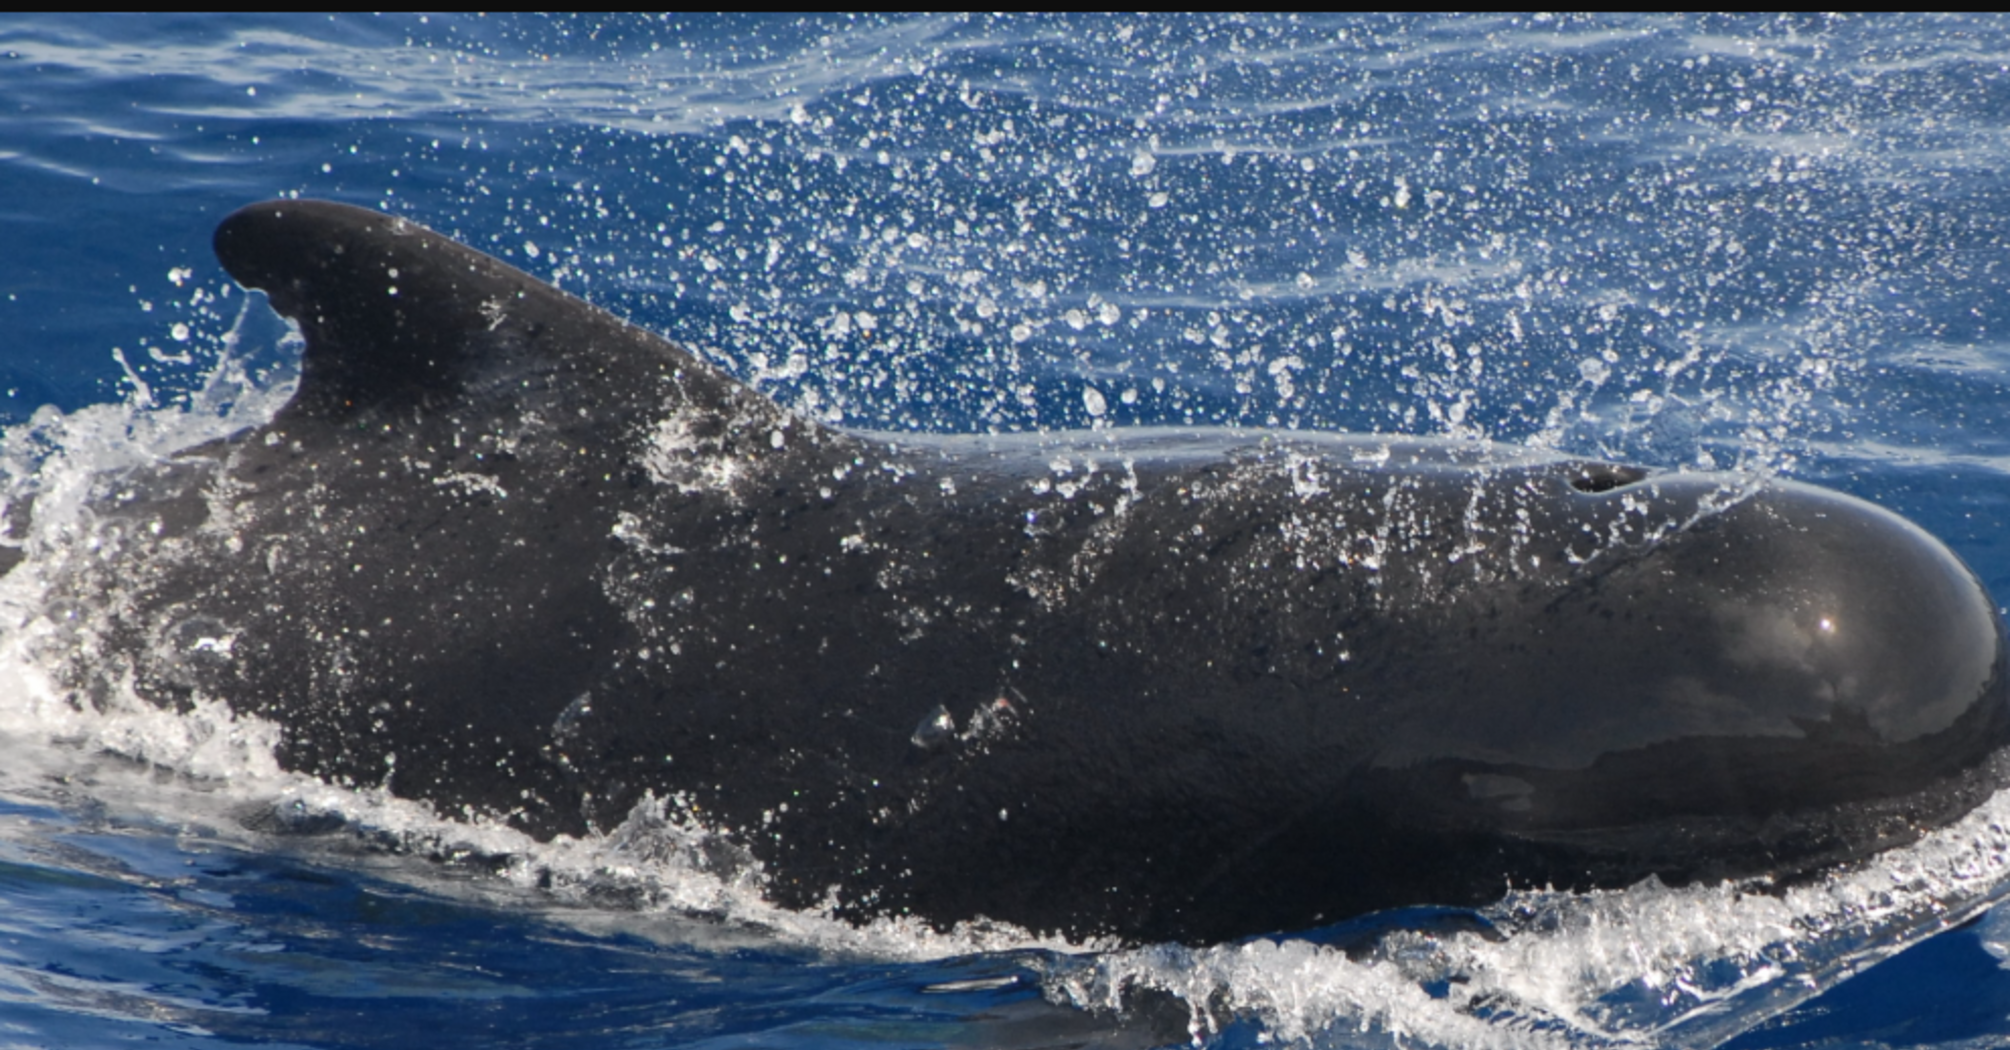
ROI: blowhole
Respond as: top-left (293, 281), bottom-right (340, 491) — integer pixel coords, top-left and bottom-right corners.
top-left (1567, 463), bottom-right (1651, 494)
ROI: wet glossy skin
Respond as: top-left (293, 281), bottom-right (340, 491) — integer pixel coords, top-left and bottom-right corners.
top-left (30, 200), bottom-right (2009, 945)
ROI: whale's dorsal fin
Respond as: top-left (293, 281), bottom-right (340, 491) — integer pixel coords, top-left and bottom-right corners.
top-left (213, 199), bottom-right (781, 428)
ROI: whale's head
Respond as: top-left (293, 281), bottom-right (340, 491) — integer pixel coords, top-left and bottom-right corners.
top-left (1023, 440), bottom-right (2010, 936)
top-left (1364, 467), bottom-right (2010, 896)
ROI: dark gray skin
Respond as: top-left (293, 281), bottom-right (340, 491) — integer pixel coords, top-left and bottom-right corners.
top-left (31, 200), bottom-right (2010, 946)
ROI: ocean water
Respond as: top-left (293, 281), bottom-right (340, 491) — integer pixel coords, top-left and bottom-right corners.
top-left (3, 13), bottom-right (2010, 1048)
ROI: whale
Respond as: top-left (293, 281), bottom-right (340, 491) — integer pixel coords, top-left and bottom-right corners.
top-left (15, 199), bottom-right (2009, 946)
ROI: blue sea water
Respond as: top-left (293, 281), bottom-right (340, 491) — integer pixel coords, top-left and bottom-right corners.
top-left (5, 12), bottom-right (2010, 1048)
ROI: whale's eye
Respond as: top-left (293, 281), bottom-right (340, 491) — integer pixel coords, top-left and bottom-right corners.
top-left (1567, 463), bottom-right (1650, 494)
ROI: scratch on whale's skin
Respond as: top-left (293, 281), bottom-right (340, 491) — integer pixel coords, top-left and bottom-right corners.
top-left (12, 199), bottom-right (2010, 946)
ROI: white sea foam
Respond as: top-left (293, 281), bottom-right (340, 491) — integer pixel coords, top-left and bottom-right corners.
top-left (1050, 789), bottom-right (2010, 1048)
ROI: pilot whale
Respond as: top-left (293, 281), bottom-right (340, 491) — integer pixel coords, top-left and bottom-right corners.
top-left (17, 199), bottom-right (2009, 945)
